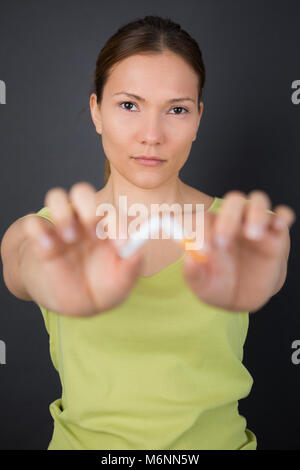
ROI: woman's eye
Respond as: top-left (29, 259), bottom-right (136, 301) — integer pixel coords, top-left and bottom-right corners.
top-left (170, 106), bottom-right (189, 115)
top-left (120, 101), bottom-right (137, 111)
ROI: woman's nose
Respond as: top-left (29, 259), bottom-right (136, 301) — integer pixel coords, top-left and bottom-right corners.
top-left (137, 114), bottom-right (164, 145)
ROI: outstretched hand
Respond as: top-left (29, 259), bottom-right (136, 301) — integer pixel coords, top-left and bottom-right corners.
top-left (182, 190), bottom-right (296, 313)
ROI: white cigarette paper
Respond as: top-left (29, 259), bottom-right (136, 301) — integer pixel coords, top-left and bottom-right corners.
top-left (117, 215), bottom-right (184, 259)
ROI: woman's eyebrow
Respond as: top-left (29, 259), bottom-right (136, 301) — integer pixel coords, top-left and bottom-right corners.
top-left (113, 91), bottom-right (195, 104)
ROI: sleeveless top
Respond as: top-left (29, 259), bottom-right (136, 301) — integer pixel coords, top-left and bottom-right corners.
top-left (19, 196), bottom-right (257, 450)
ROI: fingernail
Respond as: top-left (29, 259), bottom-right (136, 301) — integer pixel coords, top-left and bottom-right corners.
top-left (245, 223), bottom-right (264, 240)
top-left (213, 234), bottom-right (229, 249)
top-left (38, 234), bottom-right (53, 250)
top-left (62, 226), bottom-right (78, 243)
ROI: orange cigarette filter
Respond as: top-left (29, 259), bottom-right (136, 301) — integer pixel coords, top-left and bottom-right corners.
top-left (179, 238), bottom-right (208, 263)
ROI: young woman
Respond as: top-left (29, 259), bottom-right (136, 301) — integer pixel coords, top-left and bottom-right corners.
top-left (1, 15), bottom-right (296, 450)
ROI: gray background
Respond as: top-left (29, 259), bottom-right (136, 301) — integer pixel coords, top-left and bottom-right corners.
top-left (0, 0), bottom-right (299, 450)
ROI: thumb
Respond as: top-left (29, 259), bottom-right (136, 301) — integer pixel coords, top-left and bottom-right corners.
top-left (111, 236), bottom-right (144, 273)
top-left (126, 250), bottom-right (144, 273)
top-left (182, 252), bottom-right (206, 284)
top-left (119, 250), bottom-right (144, 285)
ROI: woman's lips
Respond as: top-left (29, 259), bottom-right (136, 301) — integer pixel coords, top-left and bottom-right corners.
top-left (131, 157), bottom-right (165, 167)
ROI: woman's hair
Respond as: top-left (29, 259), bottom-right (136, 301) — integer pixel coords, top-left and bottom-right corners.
top-left (91, 15), bottom-right (206, 184)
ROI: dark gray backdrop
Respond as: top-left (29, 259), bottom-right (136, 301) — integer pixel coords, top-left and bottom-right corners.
top-left (0, 0), bottom-right (299, 450)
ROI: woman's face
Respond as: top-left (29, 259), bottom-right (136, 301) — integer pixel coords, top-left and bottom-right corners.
top-left (90, 50), bottom-right (203, 189)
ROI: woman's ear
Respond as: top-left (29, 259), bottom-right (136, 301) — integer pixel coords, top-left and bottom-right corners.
top-left (90, 93), bottom-right (102, 135)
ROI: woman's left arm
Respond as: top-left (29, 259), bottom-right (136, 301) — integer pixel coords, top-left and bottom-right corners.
top-left (182, 190), bottom-right (296, 313)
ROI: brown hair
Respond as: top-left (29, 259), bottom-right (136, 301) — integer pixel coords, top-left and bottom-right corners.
top-left (91, 15), bottom-right (206, 184)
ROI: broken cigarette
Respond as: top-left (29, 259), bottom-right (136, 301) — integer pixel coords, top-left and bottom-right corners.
top-left (116, 215), bottom-right (208, 263)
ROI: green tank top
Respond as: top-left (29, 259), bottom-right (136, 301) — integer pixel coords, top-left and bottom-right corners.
top-left (20, 196), bottom-right (257, 450)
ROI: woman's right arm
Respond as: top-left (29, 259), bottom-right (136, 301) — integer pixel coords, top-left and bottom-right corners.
top-left (1, 215), bottom-right (47, 302)
top-left (1, 215), bottom-right (65, 314)
top-left (1, 182), bottom-right (144, 317)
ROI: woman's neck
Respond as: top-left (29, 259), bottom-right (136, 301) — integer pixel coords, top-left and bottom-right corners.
top-left (96, 171), bottom-right (188, 216)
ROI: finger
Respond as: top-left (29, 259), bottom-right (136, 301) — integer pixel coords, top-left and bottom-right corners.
top-left (243, 190), bottom-right (272, 241)
top-left (269, 204), bottom-right (296, 232)
top-left (182, 250), bottom-right (207, 282)
top-left (45, 187), bottom-right (81, 244)
top-left (22, 214), bottom-right (65, 261)
top-left (212, 191), bottom-right (247, 249)
top-left (69, 182), bottom-right (99, 241)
